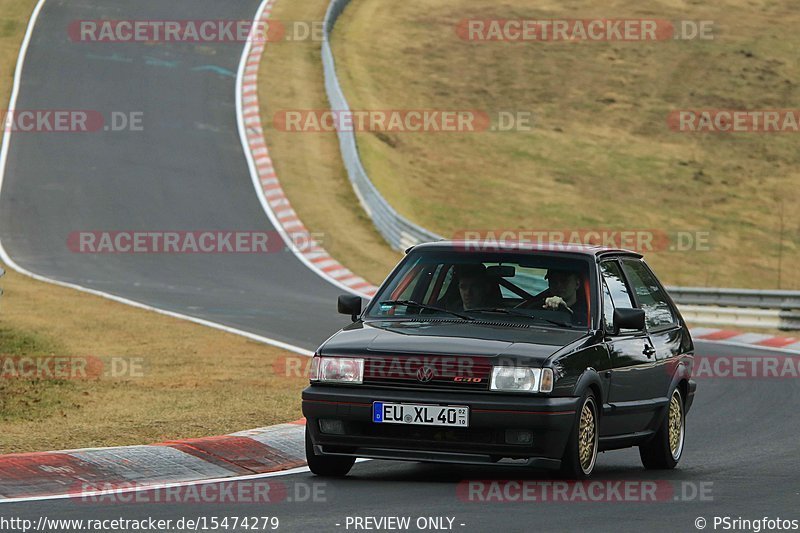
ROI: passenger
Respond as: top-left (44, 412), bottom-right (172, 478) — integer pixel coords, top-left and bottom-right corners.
top-left (453, 264), bottom-right (500, 311)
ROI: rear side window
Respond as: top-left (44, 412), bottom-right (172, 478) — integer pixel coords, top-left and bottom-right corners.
top-left (620, 259), bottom-right (677, 330)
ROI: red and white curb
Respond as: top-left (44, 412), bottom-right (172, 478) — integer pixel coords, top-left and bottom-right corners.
top-left (0, 420), bottom-right (306, 501)
top-left (690, 327), bottom-right (800, 352)
top-left (237, 0), bottom-right (378, 300)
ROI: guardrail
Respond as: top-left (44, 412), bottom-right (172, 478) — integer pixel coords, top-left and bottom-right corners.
top-left (676, 305), bottom-right (800, 331)
top-left (322, 0), bottom-right (439, 251)
top-left (665, 287), bottom-right (800, 310)
top-left (666, 287), bottom-right (800, 331)
top-left (321, 0), bottom-right (800, 330)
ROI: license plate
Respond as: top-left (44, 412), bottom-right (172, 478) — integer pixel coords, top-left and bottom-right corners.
top-left (372, 402), bottom-right (469, 427)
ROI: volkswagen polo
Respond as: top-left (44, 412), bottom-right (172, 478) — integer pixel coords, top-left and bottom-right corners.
top-left (302, 242), bottom-right (696, 478)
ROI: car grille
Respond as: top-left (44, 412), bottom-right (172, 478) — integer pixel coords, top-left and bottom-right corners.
top-left (362, 355), bottom-right (492, 391)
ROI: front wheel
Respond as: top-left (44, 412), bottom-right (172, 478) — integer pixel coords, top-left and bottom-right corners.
top-left (559, 392), bottom-right (599, 479)
top-left (305, 427), bottom-right (355, 477)
top-left (640, 388), bottom-right (685, 469)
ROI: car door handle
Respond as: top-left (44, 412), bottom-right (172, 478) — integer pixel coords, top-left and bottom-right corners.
top-left (643, 345), bottom-right (656, 358)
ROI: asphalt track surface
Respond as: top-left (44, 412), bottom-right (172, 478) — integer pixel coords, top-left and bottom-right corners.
top-left (0, 0), bottom-right (348, 351)
top-left (1, 1), bottom-right (798, 532)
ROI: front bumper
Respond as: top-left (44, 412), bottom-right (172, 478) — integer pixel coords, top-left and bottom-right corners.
top-left (302, 385), bottom-right (581, 469)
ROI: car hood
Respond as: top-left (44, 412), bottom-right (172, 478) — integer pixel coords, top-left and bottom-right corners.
top-left (319, 320), bottom-right (592, 362)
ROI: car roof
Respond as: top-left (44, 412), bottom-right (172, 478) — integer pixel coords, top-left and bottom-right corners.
top-left (408, 240), bottom-right (643, 259)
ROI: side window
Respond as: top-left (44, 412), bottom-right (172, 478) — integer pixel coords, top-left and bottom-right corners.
top-left (621, 259), bottom-right (676, 330)
top-left (600, 261), bottom-right (634, 311)
top-left (601, 279), bottom-right (616, 331)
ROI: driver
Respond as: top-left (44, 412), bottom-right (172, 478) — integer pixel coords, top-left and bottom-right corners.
top-left (530, 269), bottom-right (588, 326)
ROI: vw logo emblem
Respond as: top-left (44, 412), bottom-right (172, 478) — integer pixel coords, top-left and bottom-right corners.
top-left (416, 366), bottom-right (435, 383)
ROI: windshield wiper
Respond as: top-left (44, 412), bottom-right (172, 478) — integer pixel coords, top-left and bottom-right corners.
top-left (379, 300), bottom-right (474, 321)
top-left (467, 307), bottom-right (572, 328)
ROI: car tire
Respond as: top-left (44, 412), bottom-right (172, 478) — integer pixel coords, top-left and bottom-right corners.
top-left (305, 427), bottom-right (356, 477)
top-left (558, 391), bottom-right (599, 479)
top-left (639, 388), bottom-right (685, 470)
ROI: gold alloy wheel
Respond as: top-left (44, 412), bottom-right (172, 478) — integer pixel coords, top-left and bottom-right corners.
top-left (578, 398), bottom-right (597, 474)
top-left (668, 391), bottom-right (684, 460)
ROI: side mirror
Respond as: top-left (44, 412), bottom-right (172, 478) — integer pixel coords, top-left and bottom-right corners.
top-left (338, 294), bottom-right (362, 322)
top-left (612, 308), bottom-right (645, 335)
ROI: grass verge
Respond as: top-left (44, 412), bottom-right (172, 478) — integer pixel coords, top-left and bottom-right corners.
top-left (0, 270), bottom-right (308, 453)
top-left (0, 0), bottom-right (37, 107)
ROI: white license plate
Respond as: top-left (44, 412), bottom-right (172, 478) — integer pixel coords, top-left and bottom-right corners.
top-left (372, 402), bottom-right (469, 427)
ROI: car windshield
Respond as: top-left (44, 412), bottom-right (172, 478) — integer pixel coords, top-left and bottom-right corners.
top-left (366, 250), bottom-right (594, 329)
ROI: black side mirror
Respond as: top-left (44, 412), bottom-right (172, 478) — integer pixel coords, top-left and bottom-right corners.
top-left (612, 308), bottom-right (646, 335)
top-left (338, 294), bottom-right (362, 322)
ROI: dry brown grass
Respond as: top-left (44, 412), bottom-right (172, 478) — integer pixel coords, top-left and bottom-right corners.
top-left (0, 270), bottom-right (308, 453)
top-left (0, 0), bottom-right (37, 107)
top-left (267, 0), bottom-right (800, 290)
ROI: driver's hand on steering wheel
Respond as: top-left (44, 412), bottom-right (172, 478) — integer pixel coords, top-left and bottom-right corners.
top-left (544, 296), bottom-right (573, 314)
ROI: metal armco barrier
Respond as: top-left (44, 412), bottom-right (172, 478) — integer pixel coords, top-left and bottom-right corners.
top-left (667, 288), bottom-right (800, 331)
top-left (321, 0), bottom-right (800, 330)
top-left (666, 287), bottom-right (800, 310)
top-left (678, 305), bottom-right (800, 331)
top-left (322, 0), bottom-right (440, 251)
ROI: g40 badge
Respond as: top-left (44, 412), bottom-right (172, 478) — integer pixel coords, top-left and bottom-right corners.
top-left (454, 376), bottom-right (482, 383)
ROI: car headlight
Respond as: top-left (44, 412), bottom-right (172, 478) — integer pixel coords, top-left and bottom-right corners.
top-left (309, 357), bottom-right (364, 384)
top-left (490, 367), bottom-right (554, 393)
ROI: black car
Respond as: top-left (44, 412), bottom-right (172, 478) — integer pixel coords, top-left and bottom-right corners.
top-left (302, 242), bottom-right (696, 478)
